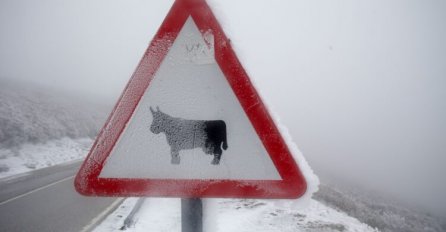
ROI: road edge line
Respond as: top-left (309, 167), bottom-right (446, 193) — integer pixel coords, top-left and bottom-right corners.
top-left (0, 175), bottom-right (75, 206)
top-left (79, 197), bottom-right (125, 232)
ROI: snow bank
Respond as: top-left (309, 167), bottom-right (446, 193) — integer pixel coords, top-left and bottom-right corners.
top-left (0, 79), bottom-right (108, 179)
top-left (0, 137), bottom-right (92, 179)
top-left (92, 198), bottom-right (142, 232)
top-left (93, 198), bottom-right (378, 232)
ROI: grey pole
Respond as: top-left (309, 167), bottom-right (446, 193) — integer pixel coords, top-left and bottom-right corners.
top-left (181, 198), bottom-right (203, 232)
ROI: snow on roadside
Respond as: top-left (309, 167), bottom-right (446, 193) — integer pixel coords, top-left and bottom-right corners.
top-left (93, 198), bottom-right (378, 232)
top-left (0, 137), bottom-right (92, 179)
top-left (92, 198), bottom-right (142, 232)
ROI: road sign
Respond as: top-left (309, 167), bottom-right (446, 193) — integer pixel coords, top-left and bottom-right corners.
top-left (75, 0), bottom-right (307, 198)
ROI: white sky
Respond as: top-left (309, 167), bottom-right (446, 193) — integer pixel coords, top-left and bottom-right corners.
top-left (1, 0), bottom-right (445, 215)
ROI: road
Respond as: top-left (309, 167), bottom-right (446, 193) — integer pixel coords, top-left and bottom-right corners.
top-left (0, 161), bottom-right (121, 232)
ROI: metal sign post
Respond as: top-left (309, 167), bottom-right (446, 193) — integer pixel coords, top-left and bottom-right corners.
top-left (181, 198), bottom-right (203, 232)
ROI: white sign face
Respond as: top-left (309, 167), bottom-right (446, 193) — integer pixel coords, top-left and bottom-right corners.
top-left (99, 17), bottom-right (281, 180)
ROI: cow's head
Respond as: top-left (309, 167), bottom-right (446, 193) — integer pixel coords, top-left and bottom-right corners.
top-left (149, 106), bottom-right (165, 134)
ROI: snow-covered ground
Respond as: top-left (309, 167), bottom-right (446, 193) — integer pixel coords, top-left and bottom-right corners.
top-left (94, 198), bottom-right (378, 232)
top-left (0, 79), bottom-right (108, 149)
top-left (0, 137), bottom-right (92, 179)
top-left (314, 183), bottom-right (446, 232)
top-left (0, 79), bottom-right (107, 179)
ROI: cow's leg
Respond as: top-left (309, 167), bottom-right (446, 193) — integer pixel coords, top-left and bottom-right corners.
top-left (211, 147), bottom-right (222, 165)
top-left (171, 148), bottom-right (180, 165)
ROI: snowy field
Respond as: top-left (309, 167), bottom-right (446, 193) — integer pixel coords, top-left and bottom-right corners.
top-left (93, 198), bottom-right (378, 232)
top-left (0, 137), bottom-right (92, 179)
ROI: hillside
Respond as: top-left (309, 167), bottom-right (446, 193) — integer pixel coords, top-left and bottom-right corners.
top-left (0, 79), bottom-right (111, 177)
top-left (315, 183), bottom-right (446, 232)
top-left (0, 79), bottom-right (109, 149)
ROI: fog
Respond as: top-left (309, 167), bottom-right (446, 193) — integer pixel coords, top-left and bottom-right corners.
top-left (1, 0), bottom-right (445, 216)
top-left (0, 0), bottom-right (172, 101)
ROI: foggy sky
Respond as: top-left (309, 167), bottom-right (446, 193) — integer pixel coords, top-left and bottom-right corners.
top-left (1, 0), bottom-right (445, 215)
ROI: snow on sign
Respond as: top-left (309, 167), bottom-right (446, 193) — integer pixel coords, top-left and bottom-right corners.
top-left (75, 0), bottom-right (307, 198)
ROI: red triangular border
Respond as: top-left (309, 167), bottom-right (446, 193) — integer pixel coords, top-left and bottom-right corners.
top-left (75, 0), bottom-right (307, 198)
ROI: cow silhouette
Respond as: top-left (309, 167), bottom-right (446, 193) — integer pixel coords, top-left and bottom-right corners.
top-left (149, 107), bottom-right (228, 165)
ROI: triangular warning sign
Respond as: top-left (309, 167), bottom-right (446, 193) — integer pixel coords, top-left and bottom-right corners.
top-left (75, 0), bottom-right (307, 198)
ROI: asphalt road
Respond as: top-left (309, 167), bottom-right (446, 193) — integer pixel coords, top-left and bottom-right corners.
top-left (0, 161), bottom-right (121, 232)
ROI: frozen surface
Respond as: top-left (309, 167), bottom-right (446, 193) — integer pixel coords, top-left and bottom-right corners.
top-left (0, 137), bottom-right (92, 179)
top-left (93, 198), bottom-right (378, 232)
top-left (100, 17), bottom-right (280, 180)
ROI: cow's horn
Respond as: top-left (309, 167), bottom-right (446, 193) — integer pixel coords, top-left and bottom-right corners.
top-left (149, 106), bottom-right (154, 113)
top-left (156, 106), bottom-right (160, 112)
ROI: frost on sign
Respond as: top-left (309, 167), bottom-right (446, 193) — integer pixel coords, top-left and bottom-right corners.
top-left (98, 17), bottom-right (281, 180)
top-left (75, 0), bottom-right (309, 198)
top-left (149, 106), bottom-right (228, 165)
top-left (181, 26), bottom-right (214, 65)
top-left (175, 17), bottom-right (215, 64)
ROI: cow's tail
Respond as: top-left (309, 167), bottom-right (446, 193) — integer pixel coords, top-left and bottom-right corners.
top-left (222, 122), bottom-right (228, 150)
